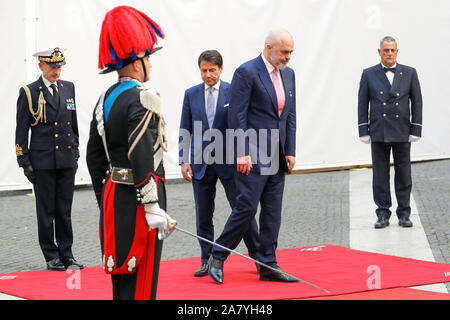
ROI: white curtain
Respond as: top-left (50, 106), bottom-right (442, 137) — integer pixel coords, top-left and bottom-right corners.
top-left (1, 0), bottom-right (449, 190)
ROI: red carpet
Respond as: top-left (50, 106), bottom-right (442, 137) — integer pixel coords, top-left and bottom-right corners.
top-left (306, 287), bottom-right (450, 300)
top-left (0, 245), bottom-right (448, 300)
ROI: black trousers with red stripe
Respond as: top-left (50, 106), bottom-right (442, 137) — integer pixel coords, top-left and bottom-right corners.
top-left (111, 231), bottom-right (163, 300)
top-left (106, 178), bottom-right (167, 300)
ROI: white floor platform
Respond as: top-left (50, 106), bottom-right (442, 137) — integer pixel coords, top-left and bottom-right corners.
top-left (349, 167), bottom-right (448, 294)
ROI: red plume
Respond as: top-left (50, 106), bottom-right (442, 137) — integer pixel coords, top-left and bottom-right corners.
top-left (98, 6), bottom-right (165, 70)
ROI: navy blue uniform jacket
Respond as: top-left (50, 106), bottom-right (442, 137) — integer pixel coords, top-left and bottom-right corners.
top-left (15, 76), bottom-right (79, 170)
top-left (358, 63), bottom-right (423, 143)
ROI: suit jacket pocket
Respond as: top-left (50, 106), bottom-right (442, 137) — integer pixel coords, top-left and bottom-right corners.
top-left (30, 140), bottom-right (52, 151)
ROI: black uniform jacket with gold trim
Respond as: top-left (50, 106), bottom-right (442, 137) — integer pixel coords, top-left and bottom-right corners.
top-left (86, 83), bottom-right (165, 206)
top-left (358, 63), bottom-right (423, 143)
top-left (86, 83), bottom-right (166, 272)
top-left (15, 76), bottom-right (79, 169)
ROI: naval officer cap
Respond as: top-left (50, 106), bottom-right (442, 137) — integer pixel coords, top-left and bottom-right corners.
top-left (32, 47), bottom-right (66, 66)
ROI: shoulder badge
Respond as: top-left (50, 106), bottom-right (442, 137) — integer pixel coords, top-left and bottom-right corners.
top-left (15, 144), bottom-right (23, 156)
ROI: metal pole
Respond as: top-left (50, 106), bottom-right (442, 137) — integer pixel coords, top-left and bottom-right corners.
top-left (175, 226), bottom-right (329, 293)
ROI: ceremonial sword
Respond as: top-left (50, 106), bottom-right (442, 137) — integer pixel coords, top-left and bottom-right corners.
top-left (174, 226), bottom-right (330, 293)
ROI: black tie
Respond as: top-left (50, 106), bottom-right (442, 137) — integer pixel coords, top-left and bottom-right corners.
top-left (383, 67), bottom-right (396, 73)
top-left (50, 83), bottom-right (59, 103)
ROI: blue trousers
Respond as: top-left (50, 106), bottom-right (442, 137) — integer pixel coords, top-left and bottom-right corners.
top-left (212, 169), bottom-right (285, 267)
top-left (192, 165), bottom-right (260, 264)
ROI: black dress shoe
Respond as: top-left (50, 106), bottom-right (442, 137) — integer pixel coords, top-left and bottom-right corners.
top-left (62, 257), bottom-right (84, 270)
top-left (259, 266), bottom-right (299, 283)
top-left (208, 256), bottom-right (224, 284)
top-left (194, 263), bottom-right (209, 277)
top-left (398, 217), bottom-right (413, 228)
top-left (46, 258), bottom-right (66, 271)
top-left (254, 260), bottom-right (261, 273)
top-left (374, 217), bottom-right (390, 229)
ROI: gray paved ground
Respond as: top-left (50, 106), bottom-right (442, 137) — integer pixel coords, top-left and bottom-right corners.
top-left (0, 159), bottom-right (448, 294)
top-left (412, 160), bottom-right (450, 265)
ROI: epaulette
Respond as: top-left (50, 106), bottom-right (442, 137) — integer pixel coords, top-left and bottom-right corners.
top-left (138, 86), bottom-right (162, 116)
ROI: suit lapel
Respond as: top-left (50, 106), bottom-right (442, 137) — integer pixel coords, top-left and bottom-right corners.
top-left (256, 56), bottom-right (279, 115)
top-left (55, 81), bottom-right (64, 118)
top-left (279, 69), bottom-right (290, 117)
top-left (196, 84), bottom-right (209, 127)
top-left (39, 76), bottom-right (59, 110)
top-left (375, 64), bottom-right (392, 90)
top-left (212, 82), bottom-right (226, 128)
top-left (389, 64), bottom-right (403, 97)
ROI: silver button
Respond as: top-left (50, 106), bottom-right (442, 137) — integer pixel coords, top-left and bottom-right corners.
top-left (396, 93), bottom-right (400, 96)
top-left (380, 91), bottom-right (383, 95)
top-left (396, 115), bottom-right (399, 118)
top-left (383, 114), bottom-right (386, 117)
top-left (383, 102), bottom-right (387, 106)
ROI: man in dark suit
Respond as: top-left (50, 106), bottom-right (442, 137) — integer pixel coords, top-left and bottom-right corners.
top-left (358, 36), bottom-right (423, 229)
top-left (208, 29), bottom-right (298, 284)
top-left (179, 50), bottom-right (260, 277)
top-left (15, 48), bottom-right (83, 270)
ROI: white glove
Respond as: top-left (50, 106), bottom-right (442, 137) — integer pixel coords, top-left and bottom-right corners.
top-left (409, 135), bottom-right (421, 143)
top-left (359, 135), bottom-right (371, 144)
top-left (145, 202), bottom-right (177, 240)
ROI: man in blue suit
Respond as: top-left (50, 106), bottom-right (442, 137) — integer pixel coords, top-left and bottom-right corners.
top-left (358, 36), bottom-right (423, 229)
top-left (208, 29), bottom-right (298, 284)
top-left (15, 48), bottom-right (83, 270)
top-left (179, 50), bottom-right (260, 277)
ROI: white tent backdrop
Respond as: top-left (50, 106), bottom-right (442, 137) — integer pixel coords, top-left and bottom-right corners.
top-left (1, 0), bottom-right (449, 190)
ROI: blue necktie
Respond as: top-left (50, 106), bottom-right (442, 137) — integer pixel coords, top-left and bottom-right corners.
top-left (206, 87), bottom-right (215, 128)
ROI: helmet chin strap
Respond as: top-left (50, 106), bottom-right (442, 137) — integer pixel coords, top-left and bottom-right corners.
top-left (139, 58), bottom-right (147, 82)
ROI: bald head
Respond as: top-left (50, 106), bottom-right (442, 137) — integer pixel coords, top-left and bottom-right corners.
top-left (263, 29), bottom-right (294, 70)
top-left (265, 29), bottom-right (293, 46)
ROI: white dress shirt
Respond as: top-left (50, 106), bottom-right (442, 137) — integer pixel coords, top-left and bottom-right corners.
top-left (261, 53), bottom-right (285, 100)
top-left (204, 80), bottom-right (221, 111)
top-left (41, 76), bottom-right (58, 95)
top-left (381, 62), bottom-right (397, 85)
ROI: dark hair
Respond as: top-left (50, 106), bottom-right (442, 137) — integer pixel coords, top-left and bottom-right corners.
top-left (198, 50), bottom-right (223, 68)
